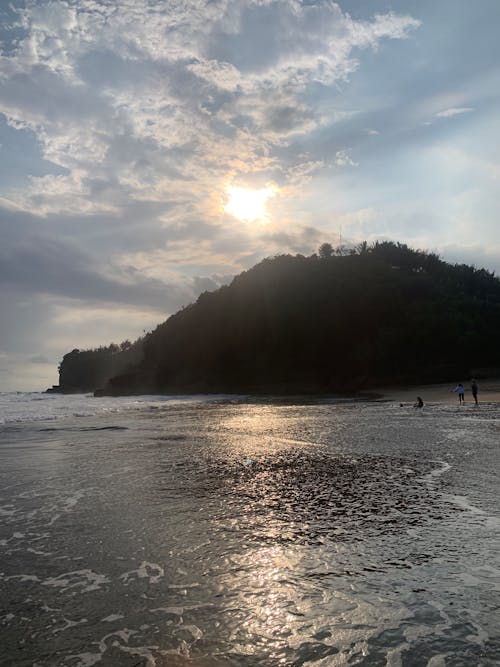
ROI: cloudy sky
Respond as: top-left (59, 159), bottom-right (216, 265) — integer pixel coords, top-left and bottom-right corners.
top-left (1, 0), bottom-right (499, 391)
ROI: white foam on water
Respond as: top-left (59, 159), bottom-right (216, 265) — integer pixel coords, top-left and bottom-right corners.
top-left (52, 616), bottom-right (88, 634)
top-left (150, 606), bottom-right (185, 616)
top-left (428, 460), bottom-right (451, 478)
top-left (62, 490), bottom-right (85, 511)
top-left (31, 532), bottom-right (51, 542)
top-left (427, 656), bottom-right (449, 667)
top-left (464, 620), bottom-right (491, 647)
top-left (0, 505), bottom-right (17, 517)
top-left (457, 571), bottom-right (500, 591)
top-left (421, 460), bottom-right (451, 489)
top-left (443, 494), bottom-right (485, 515)
top-left (0, 391), bottom-right (240, 426)
top-left (384, 645), bottom-right (410, 667)
top-left (104, 628), bottom-right (135, 646)
top-left (47, 513), bottom-right (61, 526)
top-left (425, 460), bottom-right (500, 530)
top-left (443, 493), bottom-right (500, 529)
top-left (160, 640), bottom-right (191, 659)
top-left (118, 644), bottom-right (159, 666)
top-left (179, 624), bottom-right (203, 641)
top-left (120, 561), bottom-right (164, 585)
top-left (71, 627), bottom-right (137, 667)
top-left (42, 569), bottom-right (110, 593)
top-left (5, 574), bottom-right (41, 582)
top-left (66, 652), bottom-right (102, 667)
top-left (101, 613), bottom-right (125, 622)
top-left (27, 547), bottom-right (54, 556)
top-left (486, 516), bottom-right (500, 529)
top-left (150, 602), bottom-right (214, 616)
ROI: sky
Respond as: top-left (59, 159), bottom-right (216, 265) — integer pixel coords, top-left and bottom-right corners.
top-left (1, 0), bottom-right (500, 391)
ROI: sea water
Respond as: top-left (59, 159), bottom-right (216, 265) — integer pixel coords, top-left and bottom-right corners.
top-left (1, 392), bottom-right (499, 666)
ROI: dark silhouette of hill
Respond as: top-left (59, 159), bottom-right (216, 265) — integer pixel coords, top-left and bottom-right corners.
top-left (53, 241), bottom-right (500, 395)
top-left (48, 339), bottom-right (143, 394)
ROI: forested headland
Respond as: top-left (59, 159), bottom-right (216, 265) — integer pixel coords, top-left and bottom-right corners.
top-left (48, 339), bottom-right (144, 394)
top-left (51, 241), bottom-right (500, 396)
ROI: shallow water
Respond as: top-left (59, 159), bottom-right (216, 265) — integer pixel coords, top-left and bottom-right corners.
top-left (1, 396), bottom-right (499, 666)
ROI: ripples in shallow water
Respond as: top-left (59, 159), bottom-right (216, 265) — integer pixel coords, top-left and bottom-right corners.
top-left (1, 400), bottom-right (500, 665)
top-left (157, 449), bottom-right (447, 546)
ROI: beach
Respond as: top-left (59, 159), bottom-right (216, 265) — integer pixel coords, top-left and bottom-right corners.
top-left (1, 392), bottom-right (500, 665)
top-left (375, 378), bottom-right (500, 405)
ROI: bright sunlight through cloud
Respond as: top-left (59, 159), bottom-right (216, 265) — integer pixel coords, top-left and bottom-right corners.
top-left (224, 186), bottom-right (276, 223)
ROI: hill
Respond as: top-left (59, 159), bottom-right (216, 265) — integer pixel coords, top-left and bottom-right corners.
top-left (54, 241), bottom-right (500, 395)
top-left (48, 339), bottom-right (143, 394)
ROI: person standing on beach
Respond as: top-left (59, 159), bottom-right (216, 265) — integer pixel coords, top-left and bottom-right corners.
top-left (471, 379), bottom-right (479, 405)
top-left (453, 383), bottom-right (465, 404)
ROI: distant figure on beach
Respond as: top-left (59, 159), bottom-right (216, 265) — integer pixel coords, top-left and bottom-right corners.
top-left (453, 383), bottom-right (465, 404)
top-left (471, 379), bottom-right (479, 405)
top-left (414, 396), bottom-right (424, 408)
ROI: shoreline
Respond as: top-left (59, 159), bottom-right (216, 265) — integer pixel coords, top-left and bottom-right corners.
top-left (372, 379), bottom-right (500, 405)
top-left (40, 379), bottom-right (500, 405)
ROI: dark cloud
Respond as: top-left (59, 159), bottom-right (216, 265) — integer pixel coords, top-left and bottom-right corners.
top-left (192, 274), bottom-right (232, 294)
top-left (0, 232), bottom-right (192, 312)
top-left (0, 204), bottom-right (195, 312)
top-left (263, 226), bottom-right (325, 255)
top-left (207, 1), bottom-right (344, 74)
top-left (77, 49), bottom-right (155, 88)
top-left (0, 64), bottom-right (109, 127)
top-left (264, 104), bottom-right (314, 134)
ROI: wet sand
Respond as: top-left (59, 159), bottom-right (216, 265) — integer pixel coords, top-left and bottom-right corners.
top-left (2, 396), bottom-right (500, 664)
top-left (375, 378), bottom-right (500, 404)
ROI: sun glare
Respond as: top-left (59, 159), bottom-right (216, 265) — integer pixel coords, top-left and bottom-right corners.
top-left (224, 186), bottom-right (275, 223)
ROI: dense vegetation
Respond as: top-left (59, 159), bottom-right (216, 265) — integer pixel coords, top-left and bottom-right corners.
top-left (53, 339), bottom-right (143, 393)
top-left (54, 241), bottom-right (500, 395)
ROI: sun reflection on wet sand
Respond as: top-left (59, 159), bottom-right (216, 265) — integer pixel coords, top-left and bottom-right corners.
top-left (215, 543), bottom-right (369, 664)
top-left (2, 400), bottom-right (500, 664)
top-left (204, 403), bottom-right (346, 462)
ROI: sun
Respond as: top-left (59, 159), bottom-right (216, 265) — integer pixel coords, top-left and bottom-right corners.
top-left (224, 186), bottom-right (275, 223)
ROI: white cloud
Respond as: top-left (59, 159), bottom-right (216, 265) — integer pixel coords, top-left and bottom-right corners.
top-left (284, 158), bottom-right (326, 185)
top-left (436, 107), bottom-right (474, 118)
top-left (1, 0), bottom-right (420, 215)
top-left (0, 1), bottom-right (427, 389)
top-left (335, 149), bottom-right (358, 167)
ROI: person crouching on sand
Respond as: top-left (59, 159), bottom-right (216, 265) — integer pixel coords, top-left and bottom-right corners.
top-left (414, 396), bottom-right (424, 408)
top-left (453, 383), bottom-right (465, 404)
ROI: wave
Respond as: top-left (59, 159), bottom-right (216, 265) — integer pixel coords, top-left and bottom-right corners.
top-left (0, 392), bottom-right (239, 426)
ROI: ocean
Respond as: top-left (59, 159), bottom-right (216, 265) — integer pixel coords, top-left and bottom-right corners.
top-left (1, 392), bottom-right (499, 666)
